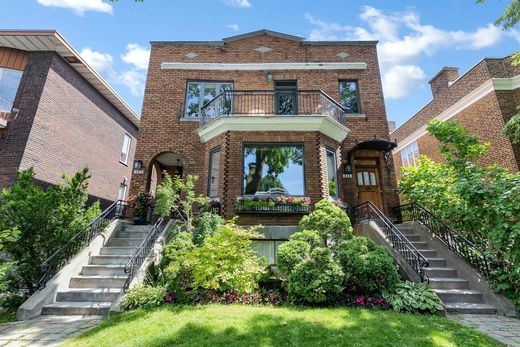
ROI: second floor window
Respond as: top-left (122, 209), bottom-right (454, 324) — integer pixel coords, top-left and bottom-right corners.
top-left (339, 80), bottom-right (360, 114)
top-left (120, 134), bottom-right (131, 164)
top-left (185, 81), bottom-right (233, 118)
top-left (0, 67), bottom-right (23, 113)
top-left (400, 141), bottom-right (420, 167)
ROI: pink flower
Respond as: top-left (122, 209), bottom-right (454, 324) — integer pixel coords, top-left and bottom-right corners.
top-left (355, 296), bottom-right (365, 305)
top-left (374, 298), bottom-right (384, 305)
top-left (165, 292), bottom-right (174, 303)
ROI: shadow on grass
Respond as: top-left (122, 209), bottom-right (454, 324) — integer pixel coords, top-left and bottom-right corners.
top-left (72, 305), bottom-right (502, 347)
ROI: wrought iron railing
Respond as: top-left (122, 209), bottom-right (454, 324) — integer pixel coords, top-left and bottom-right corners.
top-left (199, 89), bottom-right (346, 125)
top-left (394, 202), bottom-right (492, 277)
top-left (352, 201), bottom-right (430, 282)
top-left (235, 202), bottom-right (311, 214)
top-left (123, 217), bottom-right (166, 292)
top-left (38, 200), bottom-right (129, 289)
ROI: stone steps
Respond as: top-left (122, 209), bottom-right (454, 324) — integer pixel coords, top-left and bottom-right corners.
top-left (434, 289), bottom-right (483, 303)
top-left (424, 267), bottom-right (458, 278)
top-left (444, 303), bottom-right (497, 314)
top-left (41, 223), bottom-right (152, 316)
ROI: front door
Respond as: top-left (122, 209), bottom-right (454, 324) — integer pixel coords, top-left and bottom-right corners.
top-left (356, 167), bottom-right (383, 210)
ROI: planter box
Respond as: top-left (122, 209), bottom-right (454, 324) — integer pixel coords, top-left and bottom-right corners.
top-left (235, 202), bottom-right (311, 214)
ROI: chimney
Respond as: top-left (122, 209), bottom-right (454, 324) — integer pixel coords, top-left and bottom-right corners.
top-left (387, 120), bottom-right (397, 134)
top-left (428, 67), bottom-right (459, 99)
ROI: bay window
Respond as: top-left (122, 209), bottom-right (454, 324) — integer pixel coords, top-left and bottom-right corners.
top-left (243, 144), bottom-right (304, 196)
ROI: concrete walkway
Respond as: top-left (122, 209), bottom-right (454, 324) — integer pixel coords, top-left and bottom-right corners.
top-left (450, 314), bottom-right (520, 346)
top-left (0, 315), bottom-right (102, 347)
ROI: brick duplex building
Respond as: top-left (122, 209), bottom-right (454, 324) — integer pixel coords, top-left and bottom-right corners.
top-left (130, 30), bottom-right (399, 260)
top-left (392, 55), bottom-right (520, 180)
top-left (0, 31), bottom-right (139, 205)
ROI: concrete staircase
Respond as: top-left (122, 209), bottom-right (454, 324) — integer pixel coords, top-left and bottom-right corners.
top-left (396, 223), bottom-right (497, 314)
top-left (41, 224), bottom-right (151, 316)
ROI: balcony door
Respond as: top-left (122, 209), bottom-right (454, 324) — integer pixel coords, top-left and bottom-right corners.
top-left (275, 80), bottom-right (297, 115)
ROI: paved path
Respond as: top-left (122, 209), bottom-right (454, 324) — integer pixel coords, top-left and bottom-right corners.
top-left (450, 314), bottom-right (520, 346)
top-left (0, 315), bottom-right (102, 347)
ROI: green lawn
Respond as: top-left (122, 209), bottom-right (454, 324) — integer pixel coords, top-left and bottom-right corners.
top-left (65, 305), bottom-right (501, 347)
top-left (0, 310), bottom-right (16, 324)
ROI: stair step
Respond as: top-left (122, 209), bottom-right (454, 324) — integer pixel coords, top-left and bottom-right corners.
top-left (434, 289), bottom-right (483, 303)
top-left (69, 276), bottom-right (128, 288)
top-left (56, 288), bottom-right (121, 302)
top-left (444, 302), bottom-right (496, 314)
top-left (428, 277), bottom-right (469, 289)
top-left (108, 238), bottom-right (144, 247)
top-left (424, 267), bottom-right (458, 278)
top-left (100, 247), bottom-right (137, 256)
top-left (411, 241), bottom-right (429, 248)
top-left (426, 258), bottom-right (447, 267)
top-left (42, 301), bottom-right (112, 316)
top-left (81, 265), bottom-right (126, 276)
top-left (417, 249), bottom-right (437, 257)
top-left (122, 225), bottom-right (150, 232)
top-left (116, 231), bottom-right (148, 239)
top-left (404, 234), bottom-right (422, 242)
top-left (90, 255), bottom-right (131, 265)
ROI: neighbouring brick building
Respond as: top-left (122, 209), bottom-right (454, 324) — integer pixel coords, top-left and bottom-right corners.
top-left (0, 30), bottom-right (139, 206)
top-left (130, 30), bottom-right (399, 262)
top-left (392, 55), bottom-right (520, 180)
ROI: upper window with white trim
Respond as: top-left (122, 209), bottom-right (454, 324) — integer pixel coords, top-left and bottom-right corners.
top-left (120, 134), bottom-right (132, 164)
top-left (400, 141), bottom-right (420, 167)
top-left (184, 81), bottom-right (233, 118)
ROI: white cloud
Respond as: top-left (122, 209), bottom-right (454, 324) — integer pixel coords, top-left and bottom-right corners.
top-left (306, 7), bottom-right (510, 99)
top-left (80, 46), bottom-right (147, 97)
top-left (37, 0), bottom-right (112, 15)
top-left (383, 65), bottom-right (426, 99)
top-left (227, 24), bottom-right (240, 31)
top-left (121, 44), bottom-right (150, 70)
top-left (223, 0), bottom-right (251, 8)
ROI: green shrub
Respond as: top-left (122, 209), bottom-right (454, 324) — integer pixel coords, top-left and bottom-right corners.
top-left (121, 284), bottom-right (167, 311)
top-left (338, 237), bottom-right (399, 295)
top-left (290, 229), bottom-right (323, 249)
top-left (383, 281), bottom-right (443, 313)
top-left (189, 222), bottom-right (265, 294)
top-left (192, 212), bottom-right (223, 246)
top-left (154, 172), bottom-right (175, 218)
top-left (299, 199), bottom-right (352, 247)
top-left (277, 240), bottom-right (310, 275)
top-left (161, 231), bottom-right (195, 300)
top-left (287, 247), bottom-right (344, 303)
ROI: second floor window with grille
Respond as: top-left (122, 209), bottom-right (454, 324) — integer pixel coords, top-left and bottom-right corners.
top-left (184, 81), bottom-right (233, 118)
top-left (339, 81), bottom-right (360, 114)
top-left (120, 134), bottom-right (131, 164)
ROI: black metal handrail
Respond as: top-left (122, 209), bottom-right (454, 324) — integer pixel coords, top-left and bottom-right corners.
top-left (352, 201), bottom-right (430, 282)
top-left (38, 200), bottom-right (129, 289)
top-left (123, 217), bottom-right (166, 292)
top-left (199, 89), bottom-right (346, 125)
top-left (394, 202), bottom-right (492, 277)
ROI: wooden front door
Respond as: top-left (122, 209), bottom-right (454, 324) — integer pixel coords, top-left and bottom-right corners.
top-left (356, 167), bottom-right (383, 210)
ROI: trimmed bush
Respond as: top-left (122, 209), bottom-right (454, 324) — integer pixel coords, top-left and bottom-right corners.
top-left (299, 199), bottom-right (352, 247)
top-left (338, 237), bottom-right (399, 295)
top-left (277, 240), bottom-right (310, 275)
top-left (121, 284), bottom-right (167, 311)
top-left (290, 229), bottom-right (323, 249)
top-left (287, 247), bottom-right (344, 303)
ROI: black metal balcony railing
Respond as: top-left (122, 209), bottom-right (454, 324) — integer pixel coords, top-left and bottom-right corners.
top-left (394, 202), bottom-right (493, 277)
top-left (200, 90), bottom-right (346, 125)
top-left (351, 201), bottom-right (430, 282)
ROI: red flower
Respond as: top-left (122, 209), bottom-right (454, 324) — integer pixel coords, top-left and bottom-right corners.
top-left (164, 292), bottom-right (174, 303)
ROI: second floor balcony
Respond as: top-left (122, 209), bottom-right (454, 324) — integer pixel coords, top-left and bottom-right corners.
top-left (196, 89), bottom-right (350, 143)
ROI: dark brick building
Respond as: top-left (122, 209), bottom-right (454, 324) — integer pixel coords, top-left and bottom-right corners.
top-left (0, 31), bottom-right (139, 205)
top-left (392, 55), bottom-right (520, 180)
top-left (130, 30), bottom-right (399, 261)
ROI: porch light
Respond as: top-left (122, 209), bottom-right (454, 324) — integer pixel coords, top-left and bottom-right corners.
top-left (266, 72), bottom-right (273, 82)
top-left (343, 163), bottom-right (353, 179)
top-left (133, 160), bottom-right (143, 170)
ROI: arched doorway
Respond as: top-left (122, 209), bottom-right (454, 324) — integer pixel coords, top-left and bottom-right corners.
top-left (147, 152), bottom-right (184, 197)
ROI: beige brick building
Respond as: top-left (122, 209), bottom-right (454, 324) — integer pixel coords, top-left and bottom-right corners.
top-left (392, 55), bottom-right (520, 181)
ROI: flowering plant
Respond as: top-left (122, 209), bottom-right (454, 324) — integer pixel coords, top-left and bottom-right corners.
top-left (235, 195), bottom-right (311, 209)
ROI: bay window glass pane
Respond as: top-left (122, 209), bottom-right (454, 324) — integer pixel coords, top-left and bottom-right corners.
top-left (185, 82), bottom-right (201, 118)
top-left (243, 144), bottom-right (304, 195)
top-left (326, 149), bottom-right (338, 197)
top-left (339, 81), bottom-right (359, 113)
top-left (208, 149), bottom-right (221, 197)
top-left (0, 68), bottom-right (23, 112)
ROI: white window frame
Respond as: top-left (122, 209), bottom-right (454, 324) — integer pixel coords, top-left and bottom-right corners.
top-left (184, 81), bottom-right (233, 118)
top-left (120, 134), bottom-right (132, 164)
top-left (400, 141), bottom-right (420, 167)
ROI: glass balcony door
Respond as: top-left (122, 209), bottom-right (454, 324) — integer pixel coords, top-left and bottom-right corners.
top-left (275, 80), bottom-right (297, 115)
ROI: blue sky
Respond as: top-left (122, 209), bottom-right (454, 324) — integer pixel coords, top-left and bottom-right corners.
top-left (1, 0), bottom-right (519, 126)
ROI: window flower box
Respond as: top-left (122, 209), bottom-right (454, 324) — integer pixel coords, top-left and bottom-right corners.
top-left (234, 196), bottom-right (311, 214)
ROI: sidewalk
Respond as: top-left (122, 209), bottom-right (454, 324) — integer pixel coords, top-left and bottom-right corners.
top-left (0, 315), bottom-right (102, 347)
top-left (450, 314), bottom-right (520, 347)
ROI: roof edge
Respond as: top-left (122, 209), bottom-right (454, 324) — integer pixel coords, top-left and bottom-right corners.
top-left (302, 40), bottom-right (378, 46)
top-left (223, 29), bottom-right (304, 42)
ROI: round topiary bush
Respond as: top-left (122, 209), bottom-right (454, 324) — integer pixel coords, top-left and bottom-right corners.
top-left (299, 200), bottom-right (353, 247)
top-left (286, 247), bottom-right (344, 303)
top-left (276, 240), bottom-right (311, 274)
top-left (338, 237), bottom-right (400, 295)
top-left (289, 229), bottom-right (323, 249)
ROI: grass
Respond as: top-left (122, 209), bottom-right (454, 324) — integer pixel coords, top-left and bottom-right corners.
top-left (0, 309), bottom-right (16, 324)
top-left (65, 304), bottom-right (501, 347)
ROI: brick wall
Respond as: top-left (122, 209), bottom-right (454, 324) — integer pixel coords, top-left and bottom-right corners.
top-left (131, 33), bottom-right (398, 222)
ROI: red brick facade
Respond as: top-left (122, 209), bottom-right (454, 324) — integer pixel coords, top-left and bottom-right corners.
top-left (0, 49), bottom-right (138, 206)
top-left (392, 56), bottom-right (520, 181)
top-left (131, 31), bottom-right (399, 224)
